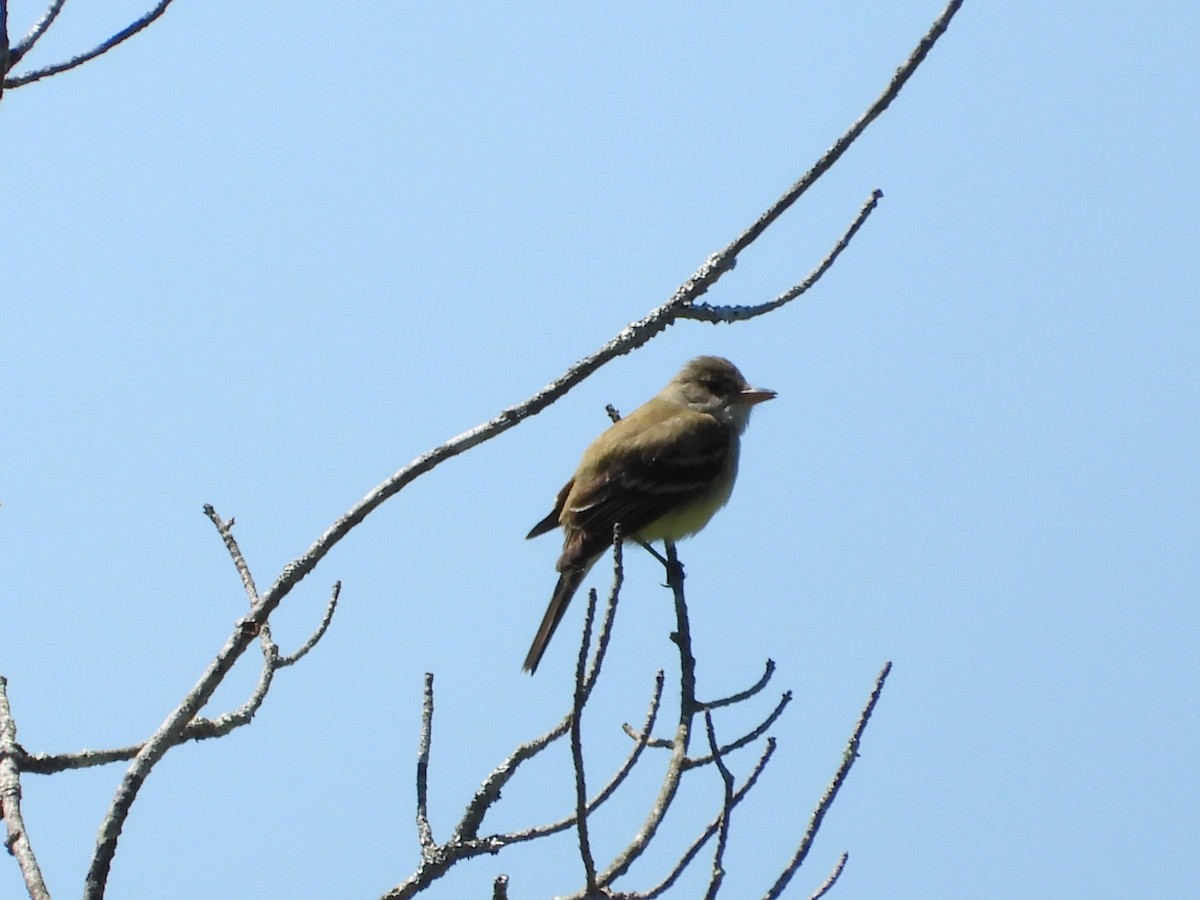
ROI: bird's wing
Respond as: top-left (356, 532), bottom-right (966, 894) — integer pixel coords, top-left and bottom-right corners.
top-left (526, 478), bottom-right (573, 539)
top-left (565, 408), bottom-right (731, 540)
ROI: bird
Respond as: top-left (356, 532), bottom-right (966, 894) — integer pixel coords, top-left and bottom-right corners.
top-left (522, 355), bottom-right (775, 673)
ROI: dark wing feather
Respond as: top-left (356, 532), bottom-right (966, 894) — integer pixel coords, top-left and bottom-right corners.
top-left (526, 478), bottom-right (574, 539)
top-left (564, 409), bottom-right (731, 541)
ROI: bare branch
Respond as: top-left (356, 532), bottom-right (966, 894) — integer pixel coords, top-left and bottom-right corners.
top-left (808, 852), bottom-right (848, 900)
top-left (696, 0), bottom-right (965, 268)
top-left (571, 590), bottom-right (601, 893)
top-left (454, 712), bottom-right (573, 844)
top-left (8, 0), bottom-right (65, 66)
top-left (765, 662), bottom-right (893, 899)
top-left (197, 644), bottom-right (279, 734)
top-left (5, 0), bottom-right (178, 87)
top-left (635, 739), bottom-right (778, 900)
top-left (582, 531), bottom-right (624, 700)
top-left (595, 543), bottom-right (693, 889)
top-left (703, 660), bottom-right (776, 710)
top-left (416, 674), bottom-right (435, 853)
top-left (683, 691), bottom-right (793, 770)
top-left (384, 673), bottom-right (665, 899)
top-left (682, 189), bottom-right (883, 325)
top-left (701, 711), bottom-right (735, 900)
top-left (1, 1), bottom-right (10, 102)
top-left (503, 671), bottom-right (664, 846)
top-left (19, 613), bottom-right (326, 777)
top-left (0, 677), bottom-right (51, 900)
top-left (278, 582), bottom-right (340, 667)
top-left (204, 504), bottom-right (258, 605)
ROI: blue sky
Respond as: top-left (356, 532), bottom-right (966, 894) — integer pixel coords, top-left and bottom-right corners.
top-left (3, 1), bottom-right (1197, 898)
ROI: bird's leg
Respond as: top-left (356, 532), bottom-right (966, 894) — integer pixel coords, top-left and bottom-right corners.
top-left (634, 537), bottom-right (670, 568)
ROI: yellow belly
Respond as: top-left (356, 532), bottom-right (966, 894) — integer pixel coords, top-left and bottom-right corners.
top-left (635, 460), bottom-right (738, 543)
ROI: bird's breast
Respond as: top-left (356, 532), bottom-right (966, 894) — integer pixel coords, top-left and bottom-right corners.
top-left (635, 441), bottom-right (740, 542)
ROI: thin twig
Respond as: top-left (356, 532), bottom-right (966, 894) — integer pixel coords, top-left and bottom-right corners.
top-left (502, 671), bottom-right (664, 845)
top-left (637, 739), bottom-right (778, 900)
top-left (683, 189), bottom-right (883, 324)
top-left (416, 674), bottom-right (435, 853)
top-left (703, 660), bottom-right (776, 709)
top-left (203, 505), bottom-right (258, 604)
top-left (0, 677), bottom-right (51, 900)
top-left (278, 582), bottom-right (340, 667)
top-left (596, 543), bottom-right (694, 887)
top-left (701, 711), bottom-right (735, 900)
top-left (582, 531), bottom-right (624, 700)
top-left (683, 691), bottom-right (792, 770)
top-left (20, 577), bottom-right (335, 775)
top-left (808, 852), bottom-right (848, 900)
top-left (765, 662), bottom-right (892, 899)
top-left (571, 590), bottom-right (600, 893)
top-left (9, 0), bottom-right (66, 66)
top-left (205, 503), bottom-right (283, 669)
top-left (689, 0), bottom-right (965, 270)
top-left (385, 674), bottom-right (666, 899)
top-left (6, 0), bottom-right (178, 87)
top-left (454, 712), bottom-right (574, 844)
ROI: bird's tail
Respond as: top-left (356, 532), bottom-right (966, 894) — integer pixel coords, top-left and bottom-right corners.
top-left (522, 566), bottom-right (587, 674)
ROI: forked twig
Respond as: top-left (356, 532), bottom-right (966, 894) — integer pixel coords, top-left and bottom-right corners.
top-left (5, 1), bottom-right (178, 86)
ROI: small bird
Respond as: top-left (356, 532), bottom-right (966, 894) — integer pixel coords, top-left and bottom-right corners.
top-left (523, 356), bottom-right (775, 673)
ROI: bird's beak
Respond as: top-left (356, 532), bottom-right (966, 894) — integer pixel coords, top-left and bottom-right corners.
top-left (739, 387), bottom-right (777, 406)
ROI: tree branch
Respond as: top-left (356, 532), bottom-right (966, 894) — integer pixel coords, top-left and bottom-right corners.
top-left (415, 673), bottom-right (435, 854)
top-left (765, 662), bottom-right (893, 899)
top-left (54, 0), bottom-right (962, 891)
top-left (8, 0), bottom-right (66, 67)
top-left (702, 0), bottom-right (964, 267)
top-left (682, 189), bottom-right (883, 325)
top-left (808, 852), bottom-right (848, 900)
top-left (700, 710), bottom-right (735, 900)
top-left (632, 738), bottom-right (778, 900)
top-left (0, 0), bottom-right (10, 102)
top-left (571, 589), bottom-right (601, 893)
top-left (0, 677), bottom-right (51, 900)
top-left (5, 0), bottom-right (178, 87)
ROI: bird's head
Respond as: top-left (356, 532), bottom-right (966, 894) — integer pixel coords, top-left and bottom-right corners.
top-left (664, 356), bottom-right (776, 430)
